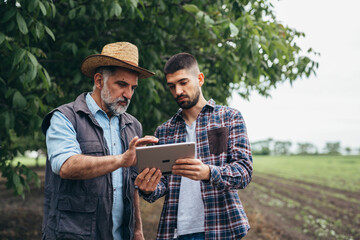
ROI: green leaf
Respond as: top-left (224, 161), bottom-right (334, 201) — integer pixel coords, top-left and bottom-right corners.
top-left (43, 68), bottom-right (51, 86)
top-left (73, 72), bottom-right (81, 84)
top-left (0, 32), bottom-right (5, 45)
top-left (0, 77), bottom-right (5, 86)
top-left (69, 0), bottom-right (75, 8)
top-left (13, 173), bottom-right (24, 196)
top-left (158, 0), bottom-right (165, 11)
top-left (28, 64), bottom-right (38, 81)
top-left (32, 97), bottom-right (40, 112)
top-left (153, 108), bottom-right (161, 121)
top-left (13, 91), bottom-right (27, 109)
top-left (229, 22), bottom-right (239, 37)
top-left (13, 48), bottom-right (27, 66)
top-left (130, 0), bottom-right (139, 7)
top-left (27, 51), bottom-right (39, 66)
top-left (79, 5), bottom-right (86, 16)
top-left (135, 8), bottom-right (144, 21)
top-left (183, 4), bottom-right (200, 13)
top-left (50, 3), bottom-right (57, 18)
top-left (39, 1), bottom-right (47, 16)
top-left (196, 11), bottom-right (204, 21)
top-left (35, 22), bottom-right (44, 39)
top-left (27, 0), bottom-right (39, 12)
top-left (16, 12), bottom-right (28, 34)
top-left (1, 111), bottom-right (12, 130)
top-left (114, 3), bottom-right (122, 17)
top-left (69, 9), bottom-right (76, 19)
top-left (109, 6), bottom-right (116, 17)
top-left (71, 43), bottom-right (78, 55)
top-left (204, 15), bottom-right (214, 25)
top-left (44, 26), bottom-right (55, 41)
top-left (38, 68), bottom-right (51, 89)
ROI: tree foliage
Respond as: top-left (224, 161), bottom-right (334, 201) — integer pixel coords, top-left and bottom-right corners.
top-left (273, 140), bottom-right (292, 155)
top-left (0, 0), bottom-right (318, 196)
top-left (251, 138), bottom-right (273, 155)
top-left (324, 142), bottom-right (341, 155)
top-left (297, 142), bottom-right (318, 155)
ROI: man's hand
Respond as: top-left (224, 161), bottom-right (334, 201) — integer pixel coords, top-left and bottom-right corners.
top-left (135, 168), bottom-right (162, 194)
top-left (172, 158), bottom-right (210, 180)
top-left (120, 136), bottom-right (158, 167)
top-left (135, 135), bottom-right (159, 147)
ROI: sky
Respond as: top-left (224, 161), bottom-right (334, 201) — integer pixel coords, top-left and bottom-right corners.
top-left (229, 0), bottom-right (360, 153)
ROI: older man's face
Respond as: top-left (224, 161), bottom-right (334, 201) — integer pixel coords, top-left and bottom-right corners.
top-left (101, 68), bottom-right (138, 116)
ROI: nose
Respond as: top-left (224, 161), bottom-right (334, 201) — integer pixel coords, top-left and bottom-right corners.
top-left (123, 85), bottom-right (133, 100)
top-left (175, 85), bottom-right (183, 96)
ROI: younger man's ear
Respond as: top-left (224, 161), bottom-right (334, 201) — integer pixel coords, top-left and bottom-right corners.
top-left (198, 72), bottom-right (205, 87)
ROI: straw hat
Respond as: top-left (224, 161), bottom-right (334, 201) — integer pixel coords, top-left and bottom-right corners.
top-left (81, 42), bottom-right (154, 79)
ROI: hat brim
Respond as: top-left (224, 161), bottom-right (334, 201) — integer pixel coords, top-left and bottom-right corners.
top-left (81, 54), bottom-right (155, 79)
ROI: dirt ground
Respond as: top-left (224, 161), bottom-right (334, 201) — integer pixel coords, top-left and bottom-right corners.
top-left (0, 167), bottom-right (45, 240)
top-left (1, 167), bottom-right (358, 239)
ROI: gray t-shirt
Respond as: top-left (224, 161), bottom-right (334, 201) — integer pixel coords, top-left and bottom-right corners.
top-left (177, 120), bottom-right (205, 236)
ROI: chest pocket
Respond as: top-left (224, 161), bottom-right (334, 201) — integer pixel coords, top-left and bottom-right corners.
top-left (79, 141), bottom-right (104, 156)
top-left (207, 127), bottom-right (229, 155)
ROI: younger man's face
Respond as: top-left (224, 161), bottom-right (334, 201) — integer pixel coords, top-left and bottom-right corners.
top-left (166, 68), bottom-right (201, 109)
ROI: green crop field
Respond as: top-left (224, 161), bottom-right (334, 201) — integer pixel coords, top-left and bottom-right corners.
top-left (240, 155), bottom-right (360, 240)
top-left (253, 155), bottom-right (360, 192)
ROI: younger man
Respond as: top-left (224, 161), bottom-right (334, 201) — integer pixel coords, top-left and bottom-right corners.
top-left (135, 53), bottom-right (253, 239)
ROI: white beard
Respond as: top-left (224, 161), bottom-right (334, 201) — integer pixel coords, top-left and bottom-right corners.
top-left (101, 84), bottom-right (130, 116)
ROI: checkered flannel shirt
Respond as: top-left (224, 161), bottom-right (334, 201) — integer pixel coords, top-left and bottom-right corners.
top-left (142, 99), bottom-right (253, 239)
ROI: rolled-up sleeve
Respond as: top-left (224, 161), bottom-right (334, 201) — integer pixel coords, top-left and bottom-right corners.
top-left (46, 111), bottom-right (81, 175)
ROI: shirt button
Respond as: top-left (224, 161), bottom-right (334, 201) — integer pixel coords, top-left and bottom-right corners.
top-left (113, 188), bottom-right (116, 191)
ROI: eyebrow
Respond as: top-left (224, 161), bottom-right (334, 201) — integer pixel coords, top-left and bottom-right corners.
top-left (116, 80), bottom-right (138, 88)
top-left (167, 78), bottom-right (188, 85)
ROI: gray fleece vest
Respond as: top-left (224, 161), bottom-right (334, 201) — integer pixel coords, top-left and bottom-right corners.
top-left (41, 93), bottom-right (142, 240)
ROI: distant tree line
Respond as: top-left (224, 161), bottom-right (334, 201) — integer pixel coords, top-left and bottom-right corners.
top-left (251, 139), bottom-right (357, 156)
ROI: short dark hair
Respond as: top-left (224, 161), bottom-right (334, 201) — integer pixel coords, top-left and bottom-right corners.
top-left (164, 53), bottom-right (199, 75)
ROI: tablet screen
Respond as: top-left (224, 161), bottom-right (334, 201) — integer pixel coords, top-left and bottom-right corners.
top-left (136, 142), bottom-right (195, 175)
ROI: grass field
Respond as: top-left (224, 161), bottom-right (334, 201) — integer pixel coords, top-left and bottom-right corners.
top-left (254, 155), bottom-right (360, 192)
top-left (12, 156), bottom-right (46, 167)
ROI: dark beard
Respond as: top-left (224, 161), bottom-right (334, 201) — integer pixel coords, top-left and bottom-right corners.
top-left (176, 88), bottom-right (200, 109)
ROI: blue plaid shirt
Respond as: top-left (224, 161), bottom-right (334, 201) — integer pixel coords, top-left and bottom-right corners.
top-left (142, 99), bottom-right (253, 239)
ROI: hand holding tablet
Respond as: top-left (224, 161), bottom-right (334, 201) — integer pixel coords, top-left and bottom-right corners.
top-left (136, 142), bottom-right (196, 176)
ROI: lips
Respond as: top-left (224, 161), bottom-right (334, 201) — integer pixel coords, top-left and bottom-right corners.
top-left (115, 99), bottom-right (128, 106)
top-left (176, 95), bottom-right (187, 102)
top-left (119, 101), bottom-right (128, 106)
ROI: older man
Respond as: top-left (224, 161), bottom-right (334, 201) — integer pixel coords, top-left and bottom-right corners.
top-left (41, 42), bottom-right (158, 239)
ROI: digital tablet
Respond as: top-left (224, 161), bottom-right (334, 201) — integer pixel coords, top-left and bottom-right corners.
top-left (136, 142), bottom-right (195, 176)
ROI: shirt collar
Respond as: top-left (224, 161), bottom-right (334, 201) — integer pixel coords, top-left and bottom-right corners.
top-left (85, 92), bottom-right (107, 117)
top-left (172, 99), bottom-right (216, 123)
